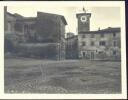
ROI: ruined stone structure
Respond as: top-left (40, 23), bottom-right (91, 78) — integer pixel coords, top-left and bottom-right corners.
top-left (4, 7), bottom-right (25, 45)
top-left (4, 7), bottom-right (67, 60)
top-left (76, 10), bottom-right (121, 60)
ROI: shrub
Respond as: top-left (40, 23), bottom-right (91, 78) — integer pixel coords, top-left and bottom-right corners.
top-left (15, 43), bottom-right (58, 59)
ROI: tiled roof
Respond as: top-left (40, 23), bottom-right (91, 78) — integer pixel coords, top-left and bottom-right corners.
top-left (76, 13), bottom-right (91, 18)
top-left (79, 27), bottom-right (121, 34)
top-left (66, 35), bottom-right (78, 40)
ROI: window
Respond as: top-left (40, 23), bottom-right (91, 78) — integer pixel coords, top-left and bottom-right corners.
top-left (83, 52), bottom-right (86, 57)
top-left (91, 34), bottom-right (95, 38)
top-left (5, 22), bottom-right (8, 31)
top-left (113, 41), bottom-right (117, 47)
top-left (113, 50), bottom-right (116, 55)
top-left (98, 51), bottom-right (102, 54)
top-left (82, 42), bottom-right (86, 46)
top-left (7, 22), bottom-right (12, 31)
top-left (15, 22), bottom-right (23, 32)
top-left (99, 41), bottom-right (106, 46)
top-left (91, 41), bottom-right (94, 46)
top-left (113, 33), bottom-right (116, 37)
top-left (82, 34), bottom-right (86, 38)
top-left (101, 34), bottom-right (104, 38)
top-left (30, 24), bottom-right (35, 30)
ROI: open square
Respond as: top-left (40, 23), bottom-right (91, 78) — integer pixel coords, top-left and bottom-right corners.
top-left (5, 58), bottom-right (121, 93)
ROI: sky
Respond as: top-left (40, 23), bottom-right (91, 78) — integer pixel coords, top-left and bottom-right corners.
top-left (7, 6), bottom-right (121, 35)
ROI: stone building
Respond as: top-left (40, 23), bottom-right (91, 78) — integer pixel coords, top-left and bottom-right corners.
top-left (66, 32), bottom-right (75, 38)
top-left (66, 32), bottom-right (78, 59)
top-left (76, 10), bottom-right (121, 60)
top-left (35, 12), bottom-right (67, 60)
top-left (4, 7), bottom-right (27, 53)
top-left (4, 7), bottom-right (25, 44)
top-left (4, 7), bottom-right (67, 60)
top-left (15, 17), bottom-right (37, 43)
top-left (78, 28), bottom-right (121, 60)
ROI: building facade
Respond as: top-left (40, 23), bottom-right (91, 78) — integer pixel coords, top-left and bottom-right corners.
top-left (76, 10), bottom-right (121, 60)
top-left (66, 32), bottom-right (78, 59)
top-left (4, 7), bottom-right (67, 60)
top-left (4, 8), bottom-right (26, 44)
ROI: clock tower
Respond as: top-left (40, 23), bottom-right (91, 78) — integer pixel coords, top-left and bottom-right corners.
top-left (76, 8), bottom-right (91, 33)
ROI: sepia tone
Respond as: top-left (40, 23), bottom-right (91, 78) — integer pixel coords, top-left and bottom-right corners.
top-left (4, 6), bottom-right (121, 94)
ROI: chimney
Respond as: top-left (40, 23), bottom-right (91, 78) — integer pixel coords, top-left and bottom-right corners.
top-left (98, 27), bottom-right (100, 31)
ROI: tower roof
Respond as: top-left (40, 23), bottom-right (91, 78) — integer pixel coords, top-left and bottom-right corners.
top-left (76, 13), bottom-right (91, 18)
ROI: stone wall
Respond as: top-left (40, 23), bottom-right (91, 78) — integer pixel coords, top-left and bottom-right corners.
top-left (15, 43), bottom-right (60, 60)
top-left (36, 12), bottom-right (61, 43)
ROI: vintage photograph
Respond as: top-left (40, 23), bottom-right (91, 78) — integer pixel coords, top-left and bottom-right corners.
top-left (4, 5), bottom-right (122, 94)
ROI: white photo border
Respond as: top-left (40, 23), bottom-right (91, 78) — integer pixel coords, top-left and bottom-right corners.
top-left (0, 1), bottom-right (127, 99)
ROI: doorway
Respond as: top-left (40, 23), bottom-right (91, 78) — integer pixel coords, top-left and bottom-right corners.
top-left (90, 51), bottom-right (94, 60)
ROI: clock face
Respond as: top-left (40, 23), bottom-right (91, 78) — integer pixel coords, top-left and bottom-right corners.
top-left (80, 16), bottom-right (87, 23)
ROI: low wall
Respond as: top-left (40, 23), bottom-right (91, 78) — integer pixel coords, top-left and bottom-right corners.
top-left (14, 43), bottom-right (59, 60)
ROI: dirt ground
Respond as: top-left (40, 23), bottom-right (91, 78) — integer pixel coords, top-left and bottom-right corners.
top-left (4, 58), bottom-right (121, 94)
